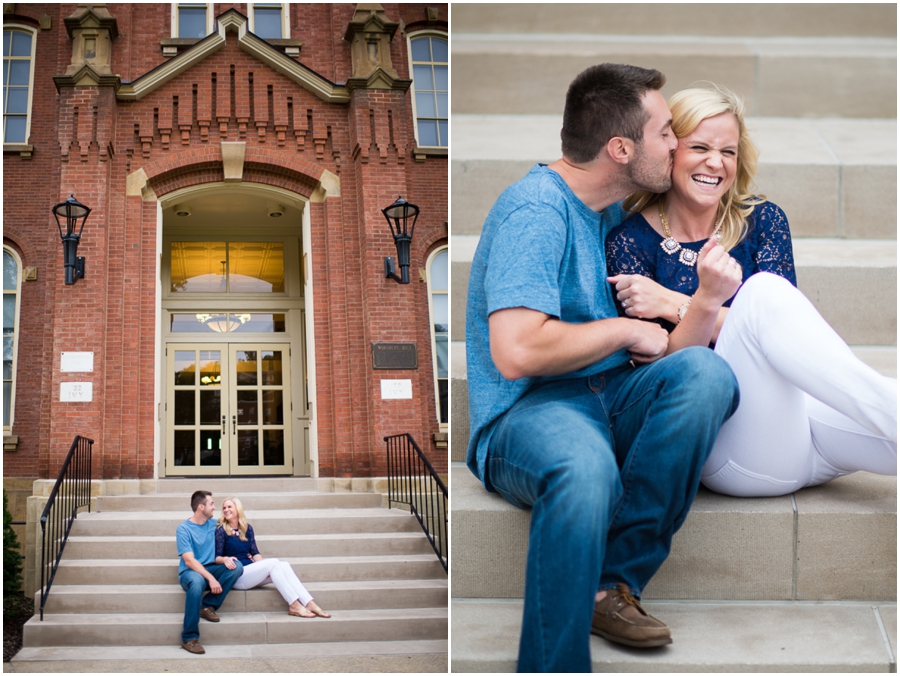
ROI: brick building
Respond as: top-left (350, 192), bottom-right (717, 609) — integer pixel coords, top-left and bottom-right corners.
top-left (3, 2), bottom-right (448, 508)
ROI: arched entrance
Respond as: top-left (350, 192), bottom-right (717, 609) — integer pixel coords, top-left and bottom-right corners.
top-left (156, 184), bottom-right (315, 476)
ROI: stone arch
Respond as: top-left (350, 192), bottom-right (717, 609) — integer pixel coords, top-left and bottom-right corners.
top-left (126, 146), bottom-right (339, 202)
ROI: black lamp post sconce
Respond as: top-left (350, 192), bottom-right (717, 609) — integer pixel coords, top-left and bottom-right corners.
top-left (52, 194), bottom-right (91, 285)
top-left (383, 195), bottom-right (419, 284)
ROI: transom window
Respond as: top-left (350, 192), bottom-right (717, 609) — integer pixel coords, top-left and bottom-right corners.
top-left (250, 3), bottom-right (287, 39)
top-left (3, 248), bottom-right (21, 430)
top-left (3, 27), bottom-right (35, 144)
top-left (170, 241), bottom-right (285, 294)
top-left (427, 247), bottom-right (448, 426)
top-left (174, 3), bottom-right (211, 38)
top-left (409, 34), bottom-right (448, 148)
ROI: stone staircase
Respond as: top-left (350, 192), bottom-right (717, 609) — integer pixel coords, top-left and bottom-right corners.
top-left (14, 478), bottom-right (448, 664)
top-left (450, 4), bottom-right (896, 672)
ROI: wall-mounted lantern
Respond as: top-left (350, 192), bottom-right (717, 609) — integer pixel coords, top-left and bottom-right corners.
top-left (52, 194), bottom-right (91, 285)
top-left (383, 196), bottom-right (419, 284)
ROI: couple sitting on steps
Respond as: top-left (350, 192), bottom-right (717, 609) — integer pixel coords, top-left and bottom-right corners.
top-left (465, 62), bottom-right (897, 672)
top-left (176, 490), bottom-right (330, 655)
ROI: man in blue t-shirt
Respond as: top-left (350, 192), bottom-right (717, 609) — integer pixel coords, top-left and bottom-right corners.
top-left (176, 490), bottom-right (243, 654)
top-left (465, 63), bottom-right (740, 672)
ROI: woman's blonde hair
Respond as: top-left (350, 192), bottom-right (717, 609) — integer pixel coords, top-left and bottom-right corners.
top-left (623, 83), bottom-right (765, 251)
top-left (217, 496), bottom-right (249, 542)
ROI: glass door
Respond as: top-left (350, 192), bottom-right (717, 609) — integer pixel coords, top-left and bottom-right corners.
top-left (230, 345), bottom-right (292, 474)
top-left (166, 343), bottom-right (292, 475)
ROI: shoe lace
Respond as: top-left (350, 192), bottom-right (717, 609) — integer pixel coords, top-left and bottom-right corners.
top-left (614, 583), bottom-right (647, 615)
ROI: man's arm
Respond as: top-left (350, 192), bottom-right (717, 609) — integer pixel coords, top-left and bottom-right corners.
top-left (489, 307), bottom-right (669, 380)
top-left (181, 551), bottom-right (222, 594)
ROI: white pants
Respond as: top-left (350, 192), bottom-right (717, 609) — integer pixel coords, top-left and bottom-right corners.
top-left (701, 272), bottom-right (897, 497)
top-left (233, 558), bottom-right (313, 606)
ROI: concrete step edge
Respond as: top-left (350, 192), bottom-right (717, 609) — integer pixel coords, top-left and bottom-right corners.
top-left (450, 598), bottom-right (896, 672)
top-left (11, 639), bottom-right (448, 662)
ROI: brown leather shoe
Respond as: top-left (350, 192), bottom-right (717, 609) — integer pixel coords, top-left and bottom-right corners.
top-left (591, 583), bottom-right (672, 648)
top-left (199, 606), bottom-right (220, 622)
top-left (181, 639), bottom-right (206, 654)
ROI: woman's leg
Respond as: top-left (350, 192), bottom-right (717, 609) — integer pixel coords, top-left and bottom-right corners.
top-left (269, 560), bottom-right (313, 606)
top-left (703, 272), bottom-right (897, 496)
top-left (232, 558), bottom-right (280, 590)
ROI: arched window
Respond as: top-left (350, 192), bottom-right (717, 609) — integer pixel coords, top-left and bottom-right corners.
top-left (3, 26), bottom-right (36, 145)
top-left (426, 247), bottom-right (448, 426)
top-left (3, 248), bottom-right (21, 431)
top-left (408, 33), bottom-right (447, 148)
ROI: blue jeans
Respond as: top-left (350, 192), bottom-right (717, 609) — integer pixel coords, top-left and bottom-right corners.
top-left (179, 561), bottom-right (244, 643)
top-left (486, 348), bottom-right (739, 672)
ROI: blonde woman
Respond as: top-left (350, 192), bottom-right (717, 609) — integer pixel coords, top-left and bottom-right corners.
top-left (215, 497), bottom-right (330, 618)
top-left (605, 84), bottom-right (896, 497)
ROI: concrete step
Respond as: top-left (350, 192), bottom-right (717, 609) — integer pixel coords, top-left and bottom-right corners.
top-left (452, 35), bottom-right (896, 118)
top-left (451, 466), bottom-right (896, 602)
top-left (449, 343), bottom-right (898, 464)
top-left (53, 554), bottom-right (446, 586)
top-left (23, 607), bottom-right (448, 647)
top-left (451, 234), bottom-right (897, 344)
top-left (38, 579), bottom-right (448, 614)
top-left (68, 507), bottom-right (421, 536)
top-left (451, 116), bottom-right (897, 239)
top-left (63, 531), bottom-right (433, 559)
top-left (450, 598), bottom-right (896, 672)
top-left (155, 477), bottom-right (318, 493)
top-left (11, 639), bottom-right (448, 666)
top-left (452, 4), bottom-right (897, 39)
top-left (94, 491), bottom-right (382, 511)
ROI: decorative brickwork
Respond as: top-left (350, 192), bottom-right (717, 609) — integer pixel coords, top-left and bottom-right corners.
top-left (3, 3), bottom-right (448, 482)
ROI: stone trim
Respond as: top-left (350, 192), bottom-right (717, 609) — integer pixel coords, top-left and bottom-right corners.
top-left (2, 143), bottom-right (33, 158)
top-left (4, 434), bottom-right (19, 451)
top-left (118, 9), bottom-right (349, 104)
top-left (413, 146), bottom-right (447, 162)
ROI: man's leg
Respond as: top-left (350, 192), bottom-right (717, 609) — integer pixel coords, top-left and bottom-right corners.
top-left (202, 561), bottom-right (244, 610)
top-left (179, 570), bottom-right (206, 643)
top-left (600, 347), bottom-right (739, 593)
top-left (488, 378), bottom-right (621, 673)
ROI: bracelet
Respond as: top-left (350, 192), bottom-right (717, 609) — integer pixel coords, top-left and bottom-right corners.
top-left (677, 297), bottom-right (692, 324)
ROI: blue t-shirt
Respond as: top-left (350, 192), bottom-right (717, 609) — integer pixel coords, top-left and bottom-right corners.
top-left (605, 200), bottom-right (796, 331)
top-left (216, 524), bottom-right (261, 565)
top-left (176, 518), bottom-right (217, 576)
top-left (465, 164), bottom-right (631, 489)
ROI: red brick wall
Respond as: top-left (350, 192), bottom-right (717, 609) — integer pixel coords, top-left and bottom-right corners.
top-left (3, 3), bottom-right (447, 480)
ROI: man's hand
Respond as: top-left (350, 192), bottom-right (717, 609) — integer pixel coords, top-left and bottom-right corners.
top-left (208, 577), bottom-right (222, 594)
top-left (622, 318), bottom-right (669, 364)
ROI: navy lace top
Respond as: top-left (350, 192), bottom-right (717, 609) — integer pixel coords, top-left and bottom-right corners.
top-left (605, 201), bottom-right (797, 331)
top-left (215, 524), bottom-right (260, 565)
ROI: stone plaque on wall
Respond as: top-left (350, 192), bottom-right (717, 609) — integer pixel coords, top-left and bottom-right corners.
top-left (372, 343), bottom-right (417, 370)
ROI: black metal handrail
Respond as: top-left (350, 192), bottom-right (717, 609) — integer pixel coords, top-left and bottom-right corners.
top-left (385, 433), bottom-right (447, 573)
top-left (39, 435), bottom-right (93, 620)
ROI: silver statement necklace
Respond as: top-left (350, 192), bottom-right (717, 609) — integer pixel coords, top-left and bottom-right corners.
top-left (658, 200), bottom-right (725, 268)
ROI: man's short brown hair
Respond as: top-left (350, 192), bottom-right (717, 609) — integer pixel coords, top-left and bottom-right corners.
top-left (190, 490), bottom-right (212, 512)
top-left (560, 63), bottom-right (666, 164)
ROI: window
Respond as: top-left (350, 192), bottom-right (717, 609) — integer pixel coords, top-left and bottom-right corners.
top-left (250, 3), bottom-right (288, 39)
top-left (173, 3), bottom-right (211, 38)
top-left (427, 247), bottom-right (448, 426)
top-left (409, 34), bottom-right (447, 148)
top-left (3, 27), bottom-right (35, 144)
top-left (169, 241), bottom-right (285, 294)
top-left (3, 248), bottom-right (21, 431)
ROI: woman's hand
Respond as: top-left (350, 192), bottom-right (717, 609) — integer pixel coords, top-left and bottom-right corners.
top-left (695, 236), bottom-right (743, 308)
top-left (607, 274), bottom-right (682, 322)
top-left (223, 556), bottom-right (237, 570)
